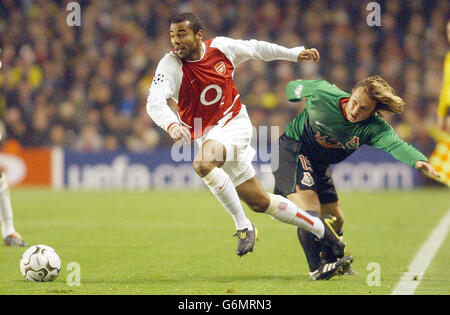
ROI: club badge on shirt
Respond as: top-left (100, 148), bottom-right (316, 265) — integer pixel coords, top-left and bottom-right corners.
top-left (345, 136), bottom-right (360, 150)
top-left (215, 61), bottom-right (226, 75)
top-left (301, 172), bottom-right (314, 187)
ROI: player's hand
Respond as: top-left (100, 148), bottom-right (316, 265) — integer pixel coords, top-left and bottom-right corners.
top-left (297, 48), bottom-right (320, 62)
top-left (415, 161), bottom-right (441, 179)
top-left (168, 123), bottom-right (191, 144)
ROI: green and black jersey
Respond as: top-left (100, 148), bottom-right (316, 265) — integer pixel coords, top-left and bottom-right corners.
top-left (284, 80), bottom-right (428, 167)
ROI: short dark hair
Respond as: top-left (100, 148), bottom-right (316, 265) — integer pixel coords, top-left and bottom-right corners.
top-left (170, 12), bottom-right (204, 34)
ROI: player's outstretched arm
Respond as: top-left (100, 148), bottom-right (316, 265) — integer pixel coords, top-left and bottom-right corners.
top-left (415, 161), bottom-right (441, 179)
top-left (297, 48), bottom-right (320, 62)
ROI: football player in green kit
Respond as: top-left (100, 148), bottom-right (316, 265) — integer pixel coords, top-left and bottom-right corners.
top-left (273, 75), bottom-right (440, 280)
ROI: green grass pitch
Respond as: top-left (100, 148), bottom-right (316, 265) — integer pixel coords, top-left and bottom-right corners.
top-left (0, 188), bottom-right (449, 295)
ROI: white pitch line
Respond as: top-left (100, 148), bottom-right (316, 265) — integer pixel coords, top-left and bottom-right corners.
top-left (391, 209), bottom-right (450, 295)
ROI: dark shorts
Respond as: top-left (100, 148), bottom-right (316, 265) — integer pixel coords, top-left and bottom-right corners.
top-left (273, 134), bottom-right (338, 204)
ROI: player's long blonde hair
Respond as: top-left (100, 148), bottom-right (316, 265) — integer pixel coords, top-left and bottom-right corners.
top-left (354, 75), bottom-right (405, 114)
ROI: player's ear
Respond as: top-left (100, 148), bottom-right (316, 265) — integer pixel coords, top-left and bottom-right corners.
top-left (195, 29), bottom-right (203, 40)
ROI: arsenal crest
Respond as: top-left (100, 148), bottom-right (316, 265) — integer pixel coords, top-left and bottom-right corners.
top-left (215, 61), bottom-right (226, 75)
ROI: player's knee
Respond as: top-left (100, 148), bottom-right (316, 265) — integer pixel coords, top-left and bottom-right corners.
top-left (193, 160), bottom-right (214, 177)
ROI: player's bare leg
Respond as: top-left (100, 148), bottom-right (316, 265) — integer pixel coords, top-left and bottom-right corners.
top-left (237, 177), bottom-right (324, 234)
top-left (288, 188), bottom-right (353, 278)
top-left (321, 202), bottom-right (344, 232)
top-left (288, 189), bottom-right (321, 212)
top-left (272, 187), bottom-right (350, 280)
top-left (235, 176), bottom-right (270, 212)
top-left (193, 140), bottom-right (255, 256)
top-left (319, 202), bottom-right (347, 265)
top-left (0, 172), bottom-right (27, 247)
top-left (235, 176), bottom-right (345, 261)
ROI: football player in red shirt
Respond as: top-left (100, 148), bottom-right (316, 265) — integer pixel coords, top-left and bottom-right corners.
top-left (147, 13), bottom-right (351, 279)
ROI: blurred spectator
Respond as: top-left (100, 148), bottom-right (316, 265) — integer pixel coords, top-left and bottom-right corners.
top-left (49, 124), bottom-right (67, 148)
top-left (75, 124), bottom-right (103, 152)
top-left (104, 135), bottom-right (120, 151)
top-left (23, 105), bottom-right (49, 146)
top-left (125, 115), bottom-right (161, 151)
top-left (0, 0), bottom-right (447, 157)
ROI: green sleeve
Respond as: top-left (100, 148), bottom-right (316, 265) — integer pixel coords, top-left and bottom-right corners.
top-left (285, 80), bottom-right (326, 102)
top-left (367, 119), bottom-right (428, 168)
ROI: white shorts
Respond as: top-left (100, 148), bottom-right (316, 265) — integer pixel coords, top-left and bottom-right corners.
top-left (196, 105), bottom-right (256, 187)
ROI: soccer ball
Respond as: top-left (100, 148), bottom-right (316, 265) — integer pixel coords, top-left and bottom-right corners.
top-left (20, 245), bottom-right (61, 282)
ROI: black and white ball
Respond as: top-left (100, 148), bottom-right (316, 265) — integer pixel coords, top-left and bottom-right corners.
top-left (20, 245), bottom-right (61, 282)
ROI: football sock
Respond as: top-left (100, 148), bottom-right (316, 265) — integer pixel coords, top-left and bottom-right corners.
top-left (0, 173), bottom-right (15, 239)
top-left (321, 229), bottom-right (344, 263)
top-left (297, 211), bottom-right (322, 272)
top-left (202, 167), bottom-right (253, 231)
top-left (265, 193), bottom-right (324, 238)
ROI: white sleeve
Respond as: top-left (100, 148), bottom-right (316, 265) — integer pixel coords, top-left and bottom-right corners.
top-left (211, 36), bottom-right (305, 68)
top-left (146, 53), bottom-right (182, 131)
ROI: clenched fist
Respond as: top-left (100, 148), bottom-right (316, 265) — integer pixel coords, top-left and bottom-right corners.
top-left (298, 48), bottom-right (320, 62)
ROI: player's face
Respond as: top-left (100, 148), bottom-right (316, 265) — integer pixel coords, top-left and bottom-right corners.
top-left (346, 87), bottom-right (377, 123)
top-left (169, 21), bottom-right (202, 60)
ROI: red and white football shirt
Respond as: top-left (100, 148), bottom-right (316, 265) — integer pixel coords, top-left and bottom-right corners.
top-left (147, 36), bottom-right (304, 139)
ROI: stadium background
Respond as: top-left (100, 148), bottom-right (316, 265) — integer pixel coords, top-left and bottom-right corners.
top-left (0, 0), bottom-right (448, 189)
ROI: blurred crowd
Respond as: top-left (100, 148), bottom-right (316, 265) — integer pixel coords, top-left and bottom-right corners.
top-left (0, 0), bottom-right (448, 154)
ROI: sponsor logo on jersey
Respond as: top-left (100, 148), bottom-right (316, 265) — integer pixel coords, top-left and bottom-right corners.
top-left (215, 61), bottom-right (226, 75)
top-left (315, 131), bottom-right (345, 150)
top-left (301, 172), bottom-right (314, 187)
top-left (345, 136), bottom-right (360, 150)
top-left (315, 120), bottom-right (326, 126)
